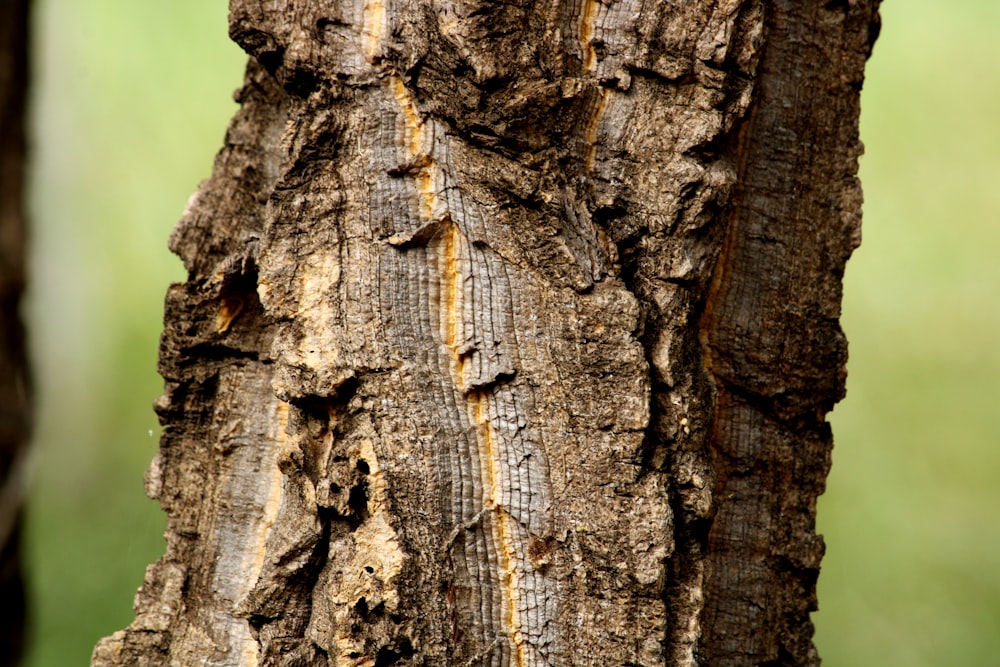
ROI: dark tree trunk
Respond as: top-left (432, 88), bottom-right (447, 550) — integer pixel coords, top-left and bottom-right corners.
top-left (93, 1), bottom-right (880, 665)
top-left (0, 1), bottom-right (31, 664)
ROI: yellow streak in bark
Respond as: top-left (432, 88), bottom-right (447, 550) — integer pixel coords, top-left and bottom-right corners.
top-left (580, 0), bottom-right (599, 71)
top-left (240, 638), bottom-right (260, 667)
top-left (442, 222), bottom-right (462, 376)
top-left (296, 251), bottom-right (342, 370)
top-left (363, 0), bottom-right (385, 61)
top-left (472, 394), bottom-right (526, 667)
top-left (392, 76), bottom-right (438, 222)
top-left (393, 76), bottom-right (422, 158)
top-left (585, 88), bottom-right (608, 174)
top-left (441, 219), bottom-right (523, 665)
top-left (393, 73), bottom-right (524, 662)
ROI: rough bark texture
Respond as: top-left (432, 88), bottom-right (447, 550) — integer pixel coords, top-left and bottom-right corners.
top-left (93, 1), bottom-right (880, 665)
top-left (0, 1), bottom-right (30, 664)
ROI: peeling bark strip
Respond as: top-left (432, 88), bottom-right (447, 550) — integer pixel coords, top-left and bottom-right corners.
top-left (93, 1), bottom-right (879, 666)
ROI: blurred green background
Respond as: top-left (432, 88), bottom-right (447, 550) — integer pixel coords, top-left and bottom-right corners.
top-left (21, 0), bottom-right (1000, 665)
top-left (24, 1), bottom-right (244, 665)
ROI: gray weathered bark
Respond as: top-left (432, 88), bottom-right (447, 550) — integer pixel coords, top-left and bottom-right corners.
top-left (93, 1), bottom-right (880, 665)
top-left (0, 0), bottom-right (31, 664)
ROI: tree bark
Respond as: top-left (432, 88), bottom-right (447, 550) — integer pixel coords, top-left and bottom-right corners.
top-left (93, 1), bottom-right (880, 665)
top-left (0, 1), bottom-right (31, 664)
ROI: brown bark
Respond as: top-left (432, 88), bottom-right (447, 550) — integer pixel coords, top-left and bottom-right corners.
top-left (93, 1), bottom-right (880, 665)
top-left (0, 1), bottom-right (31, 664)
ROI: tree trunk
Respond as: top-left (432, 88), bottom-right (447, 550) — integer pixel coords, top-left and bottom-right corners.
top-left (0, 1), bottom-right (31, 664)
top-left (93, 1), bottom-right (880, 665)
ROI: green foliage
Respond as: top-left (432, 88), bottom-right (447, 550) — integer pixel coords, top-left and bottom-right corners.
top-left (22, 0), bottom-right (999, 665)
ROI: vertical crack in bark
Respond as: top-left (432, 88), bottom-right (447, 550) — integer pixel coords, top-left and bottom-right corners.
top-left (470, 393), bottom-right (524, 667)
top-left (437, 216), bottom-right (525, 663)
top-left (578, 3), bottom-right (772, 663)
top-left (394, 72), bottom-right (554, 665)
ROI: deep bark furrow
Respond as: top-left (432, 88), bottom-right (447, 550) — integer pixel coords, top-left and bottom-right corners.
top-left (583, 4), bottom-right (769, 662)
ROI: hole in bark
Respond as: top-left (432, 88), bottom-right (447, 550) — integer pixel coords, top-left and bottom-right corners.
top-left (348, 481), bottom-right (369, 519)
top-left (364, 566), bottom-right (374, 574)
top-left (592, 204), bottom-right (627, 226)
top-left (356, 459), bottom-right (370, 474)
top-left (373, 638), bottom-right (415, 667)
top-left (256, 49), bottom-right (284, 75)
top-left (591, 40), bottom-right (607, 62)
top-left (286, 67), bottom-right (320, 96)
top-left (354, 597), bottom-right (369, 617)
